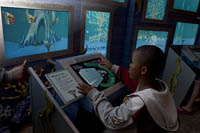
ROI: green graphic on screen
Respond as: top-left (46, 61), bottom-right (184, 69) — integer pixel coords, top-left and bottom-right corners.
top-left (145, 0), bottom-right (167, 20)
top-left (136, 30), bottom-right (168, 52)
top-left (173, 0), bottom-right (199, 12)
top-left (84, 10), bottom-right (110, 56)
top-left (173, 22), bottom-right (199, 45)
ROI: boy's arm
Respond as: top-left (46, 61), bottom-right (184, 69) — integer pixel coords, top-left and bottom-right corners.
top-left (87, 88), bottom-right (144, 130)
top-left (111, 65), bottom-right (138, 92)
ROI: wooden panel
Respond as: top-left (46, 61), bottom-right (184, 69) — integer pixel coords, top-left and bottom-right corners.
top-left (29, 67), bottom-right (79, 133)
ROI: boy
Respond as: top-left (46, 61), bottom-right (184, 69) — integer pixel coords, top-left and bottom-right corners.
top-left (77, 45), bottom-right (179, 132)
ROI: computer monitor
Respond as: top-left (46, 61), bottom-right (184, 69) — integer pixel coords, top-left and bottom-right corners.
top-left (81, 7), bottom-right (114, 59)
top-left (173, 0), bottom-right (200, 13)
top-left (134, 27), bottom-right (170, 52)
top-left (171, 0), bottom-right (200, 15)
top-left (0, 1), bottom-right (74, 67)
top-left (173, 22), bottom-right (199, 45)
top-left (142, 0), bottom-right (169, 24)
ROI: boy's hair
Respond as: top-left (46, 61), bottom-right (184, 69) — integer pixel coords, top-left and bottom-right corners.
top-left (135, 45), bottom-right (166, 78)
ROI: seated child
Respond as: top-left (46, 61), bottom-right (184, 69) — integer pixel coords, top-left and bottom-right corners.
top-left (77, 45), bottom-right (179, 132)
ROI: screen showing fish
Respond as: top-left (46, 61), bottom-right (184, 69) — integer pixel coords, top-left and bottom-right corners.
top-left (1, 6), bottom-right (69, 59)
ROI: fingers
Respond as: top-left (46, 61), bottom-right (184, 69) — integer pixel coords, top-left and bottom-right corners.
top-left (77, 83), bottom-right (92, 90)
top-left (77, 85), bottom-right (88, 94)
top-left (22, 60), bottom-right (27, 70)
top-left (23, 60), bottom-right (27, 66)
top-left (100, 59), bottom-right (111, 68)
top-left (18, 61), bottom-right (26, 75)
top-left (99, 59), bottom-right (106, 66)
top-left (18, 60), bottom-right (28, 79)
top-left (77, 83), bottom-right (93, 95)
top-left (16, 60), bottom-right (27, 70)
top-left (77, 83), bottom-right (89, 88)
top-left (76, 84), bottom-right (84, 90)
top-left (78, 88), bottom-right (88, 94)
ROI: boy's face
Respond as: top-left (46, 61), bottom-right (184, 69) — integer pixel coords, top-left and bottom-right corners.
top-left (129, 51), bottom-right (142, 80)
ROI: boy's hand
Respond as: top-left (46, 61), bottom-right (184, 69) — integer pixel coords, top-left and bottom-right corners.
top-left (9, 60), bottom-right (27, 81)
top-left (77, 83), bottom-right (93, 95)
top-left (100, 59), bottom-right (113, 70)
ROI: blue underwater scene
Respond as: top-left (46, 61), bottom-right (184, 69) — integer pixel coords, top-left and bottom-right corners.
top-left (173, 22), bottom-right (199, 45)
top-left (2, 7), bottom-right (69, 59)
top-left (136, 30), bottom-right (168, 52)
top-left (173, 0), bottom-right (200, 12)
top-left (145, 0), bottom-right (167, 20)
top-left (84, 10), bottom-right (110, 57)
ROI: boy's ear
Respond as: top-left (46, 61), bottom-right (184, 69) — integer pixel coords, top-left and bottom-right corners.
top-left (141, 66), bottom-right (147, 75)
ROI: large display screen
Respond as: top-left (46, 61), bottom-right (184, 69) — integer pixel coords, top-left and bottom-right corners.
top-left (2, 7), bottom-right (69, 59)
top-left (173, 22), bottom-right (199, 45)
top-left (136, 30), bottom-right (168, 52)
top-left (173, 0), bottom-right (199, 12)
top-left (84, 10), bottom-right (110, 57)
top-left (145, 0), bottom-right (168, 21)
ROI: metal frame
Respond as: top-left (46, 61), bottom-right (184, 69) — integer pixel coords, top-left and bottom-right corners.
top-left (142, 0), bottom-right (170, 24)
top-left (0, 1), bottom-right (74, 67)
top-left (80, 6), bottom-right (114, 59)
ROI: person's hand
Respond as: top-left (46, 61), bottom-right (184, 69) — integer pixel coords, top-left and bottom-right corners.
top-left (9, 60), bottom-right (27, 81)
top-left (100, 59), bottom-right (113, 70)
top-left (77, 83), bottom-right (94, 95)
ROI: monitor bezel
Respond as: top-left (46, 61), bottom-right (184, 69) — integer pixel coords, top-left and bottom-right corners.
top-left (80, 6), bottom-right (114, 59)
top-left (0, 1), bottom-right (74, 67)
